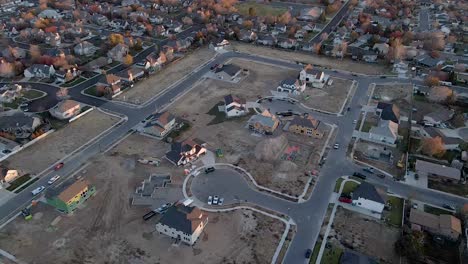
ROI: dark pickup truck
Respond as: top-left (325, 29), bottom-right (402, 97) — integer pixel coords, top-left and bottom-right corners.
top-left (353, 172), bottom-right (367, 180)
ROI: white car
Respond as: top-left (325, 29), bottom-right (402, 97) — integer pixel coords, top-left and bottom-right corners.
top-left (218, 198), bottom-right (224, 205)
top-left (213, 195), bottom-right (219, 205)
top-left (353, 120), bottom-right (357, 124)
top-left (47, 175), bottom-right (61, 185)
top-left (31, 186), bottom-right (45, 196)
top-left (207, 196), bottom-right (213, 205)
top-left (333, 143), bottom-right (339, 149)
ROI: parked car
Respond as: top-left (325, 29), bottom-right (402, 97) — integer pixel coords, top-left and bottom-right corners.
top-left (47, 175), bottom-right (61, 185)
top-left (353, 120), bottom-right (357, 124)
top-left (213, 195), bottom-right (219, 205)
top-left (205, 167), bottom-right (215, 174)
top-left (338, 197), bottom-right (352, 203)
top-left (305, 249), bottom-right (312, 258)
top-left (377, 174), bottom-right (385, 179)
top-left (333, 143), bottom-right (339, 149)
top-left (363, 167), bottom-right (374, 174)
top-left (218, 198), bottom-right (224, 205)
top-left (31, 186), bottom-right (45, 196)
top-left (54, 162), bottom-right (64, 171)
top-left (208, 196), bottom-right (213, 205)
top-left (353, 172), bottom-right (367, 180)
top-left (210, 64), bottom-right (219, 70)
top-left (443, 204), bottom-right (455, 210)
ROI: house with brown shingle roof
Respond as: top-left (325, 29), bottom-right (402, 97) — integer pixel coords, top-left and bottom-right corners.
top-left (156, 203), bottom-right (208, 245)
top-left (288, 114), bottom-right (324, 138)
top-left (96, 74), bottom-right (123, 97)
top-left (139, 111), bottom-right (176, 138)
top-left (49, 99), bottom-right (81, 120)
top-left (46, 179), bottom-right (96, 214)
top-left (409, 208), bottom-right (462, 240)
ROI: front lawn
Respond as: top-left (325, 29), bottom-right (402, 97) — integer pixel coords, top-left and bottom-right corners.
top-left (84, 86), bottom-right (100, 97)
top-left (6, 174), bottom-right (31, 191)
top-left (334, 178), bottom-right (344, 193)
top-left (387, 196), bottom-right (403, 227)
top-left (321, 244), bottom-right (343, 264)
top-left (236, 2), bottom-right (287, 17)
top-left (61, 77), bottom-right (86, 88)
top-left (341, 181), bottom-right (359, 195)
top-left (424, 204), bottom-right (453, 216)
top-left (309, 241), bottom-right (321, 264)
top-left (2, 97), bottom-right (26, 109)
top-left (361, 121), bottom-right (373, 132)
top-left (22, 89), bottom-right (44, 100)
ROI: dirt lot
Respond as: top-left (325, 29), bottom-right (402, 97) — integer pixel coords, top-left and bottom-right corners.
top-left (371, 83), bottom-right (412, 114)
top-left (328, 207), bottom-right (401, 264)
top-left (168, 60), bottom-right (329, 196)
top-left (300, 77), bottom-right (354, 113)
top-left (354, 140), bottom-right (403, 176)
top-left (114, 47), bottom-right (216, 104)
top-left (2, 110), bottom-right (119, 175)
top-left (231, 42), bottom-right (391, 75)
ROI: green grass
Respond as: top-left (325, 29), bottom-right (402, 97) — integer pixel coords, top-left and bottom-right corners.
top-left (6, 174), bottom-right (31, 191)
top-left (207, 101), bottom-right (228, 125)
top-left (84, 86), bottom-right (100, 97)
top-left (387, 196), bottom-right (403, 227)
top-left (361, 121), bottom-right (373, 132)
top-left (2, 97), bottom-right (26, 109)
top-left (334, 178), bottom-right (344, 193)
top-left (341, 181), bottom-right (359, 195)
top-left (309, 241), bottom-right (321, 264)
top-left (413, 94), bottom-right (427, 102)
top-left (14, 177), bottom-right (39, 194)
top-left (166, 122), bottom-right (191, 140)
top-left (80, 105), bottom-right (92, 113)
top-left (322, 245), bottom-right (343, 264)
top-left (236, 2), bottom-right (287, 17)
top-left (61, 77), bottom-right (86, 88)
top-left (21, 89), bottom-right (44, 100)
top-left (424, 204), bottom-right (453, 216)
top-left (441, 150), bottom-right (459, 163)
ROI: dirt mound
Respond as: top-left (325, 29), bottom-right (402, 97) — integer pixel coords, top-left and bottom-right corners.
top-left (254, 135), bottom-right (288, 161)
top-left (277, 160), bottom-right (298, 172)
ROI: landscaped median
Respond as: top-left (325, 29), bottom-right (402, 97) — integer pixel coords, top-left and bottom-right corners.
top-left (60, 77), bottom-right (86, 88)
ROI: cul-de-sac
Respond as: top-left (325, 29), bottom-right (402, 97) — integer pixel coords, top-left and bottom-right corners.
top-left (0, 0), bottom-right (466, 263)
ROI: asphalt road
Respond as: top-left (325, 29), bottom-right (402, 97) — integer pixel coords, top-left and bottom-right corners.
top-left (309, 0), bottom-right (350, 44)
top-left (1, 50), bottom-right (468, 264)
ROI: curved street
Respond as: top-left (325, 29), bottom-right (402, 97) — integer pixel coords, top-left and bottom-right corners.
top-left (1, 50), bottom-right (468, 264)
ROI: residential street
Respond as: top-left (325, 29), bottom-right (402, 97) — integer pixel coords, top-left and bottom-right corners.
top-left (0, 50), bottom-right (467, 264)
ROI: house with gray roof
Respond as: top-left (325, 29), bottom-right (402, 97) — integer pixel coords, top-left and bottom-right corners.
top-left (214, 64), bottom-right (242, 81)
top-left (423, 108), bottom-right (454, 125)
top-left (155, 203), bottom-right (208, 245)
top-left (415, 159), bottom-right (461, 182)
top-left (277, 79), bottom-right (306, 94)
top-left (24, 64), bottom-right (56, 79)
top-left (352, 182), bottom-right (387, 214)
top-left (0, 111), bottom-right (42, 139)
top-left (369, 120), bottom-right (399, 144)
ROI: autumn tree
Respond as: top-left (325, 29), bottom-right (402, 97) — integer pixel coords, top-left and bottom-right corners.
top-left (242, 20), bottom-right (253, 29)
top-left (421, 136), bottom-right (446, 157)
top-left (424, 76), bottom-right (440, 87)
top-left (123, 54), bottom-right (133, 65)
top-left (428, 86), bottom-right (454, 103)
top-left (134, 38), bottom-right (143, 51)
top-left (277, 11), bottom-right (292, 24)
top-left (248, 7), bottom-right (256, 17)
top-left (109, 33), bottom-right (124, 46)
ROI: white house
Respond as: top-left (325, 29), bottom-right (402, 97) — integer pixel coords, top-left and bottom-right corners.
top-left (224, 94), bottom-right (246, 117)
top-left (299, 66), bottom-right (326, 88)
top-left (74, 41), bottom-right (97, 56)
top-left (165, 138), bottom-right (206, 166)
top-left (368, 120), bottom-right (399, 144)
top-left (156, 203), bottom-right (208, 245)
top-left (0, 167), bottom-right (19, 184)
top-left (24, 64), bottom-right (56, 78)
top-left (0, 84), bottom-right (22, 103)
top-left (49, 100), bottom-right (81, 120)
top-left (352, 182), bottom-right (386, 214)
top-left (277, 79), bottom-right (306, 94)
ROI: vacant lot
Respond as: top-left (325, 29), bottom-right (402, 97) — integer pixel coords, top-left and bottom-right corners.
top-left (354, 140), bottom-right (403, 176)
top-left (300, 77), bottom-right (354, 113)
top-left (168, 60), bottom-right (328, 196)
top-left (231, 42), bottom-right (391, 75)
top-left (236, 2), bottom-right (287, 16)
top-left (114, 48), bottom-right (216, 104)
top-left (2, 110), bottom-right (119, 175)
top-left (372, 83), bottom-right (412, 114)
top-left (330, 207), bottom-right (400, 264)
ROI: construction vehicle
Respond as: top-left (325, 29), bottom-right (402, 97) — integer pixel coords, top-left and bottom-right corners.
top-left (397, 154), bottom-right (405, 168)
top-left (21, 208), bottom-right (32, 221)
top-left (137, 157), bottom-right (161, 166)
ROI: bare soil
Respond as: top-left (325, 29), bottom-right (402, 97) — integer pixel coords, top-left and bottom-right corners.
top-left (0, 134), bottom-right (284, 264)
top-left (2, 110), bottom-right (119, 175)
top-left (371, 83), bottom-right (413, 114)
top-left (301, 77), bottom-right (354, 113)
top-left (114, 47), bottom-right (216, 104)
top-left (231, 42), bottom-right (391, 75)
top-left (330, 207), bottom-right (401, 264)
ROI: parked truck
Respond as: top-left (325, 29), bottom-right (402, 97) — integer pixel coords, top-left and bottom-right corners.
top-left (137, 157), bottom-right (161, 166)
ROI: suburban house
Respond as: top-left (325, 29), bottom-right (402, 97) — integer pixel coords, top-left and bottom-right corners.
top-left (45, 179), bottom-right (96, 214)
top-left (96, 74), bottom-right (122, 97)
top-left (0, 112), bottom-right (42, 139)
top-left (140, 111), bottom-right (176, 138)
top-left (277, 79), bottom-right (306, 94)
top-left (351, 182), bottom-right (386, 214)
top-left (55, 68), bottom-right (80, 83)
top-left (107, 43), bottom-right (129, 63)
top-left (74, 41), bottom-right (97, 56)
top-left (376, 102), bottom-right (400, 124)
top-left (415, 160), bottom-right (461, 182)
top-left (299, 66), bottom-right (326, 88)
top-left (165, 138), bottom-right (207, 166)
top-left (224, 94), bottom-right (247, 117)
top-left (116, 66), bottom-right (145, 82)
top-left (155, 203), bottom-right (208, 245)
top-left (143, 53), bottom-right (165, 70)
top-left (49, 100), bottom-right (81, 120)
top-left (214, 64), bottom-right (242, 81)
top-left (423, 108), bottom-right (454, 125)
top-left (368, 120), bottom-right (399, 144)
top-left (288, 114), bottom-right (324, 138)
top-left (24, 64), bottom-right (56, 78)
top-left (409, 209), bottom-right (462, 241)
top-left (246, 110), bottom-right (280, 135)
top-left (422, 127), bottom-right (463, 151)
top-left (0, 84), bottom-right (22, 103)
top-left (0, 166), bottom-right (19, 184)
